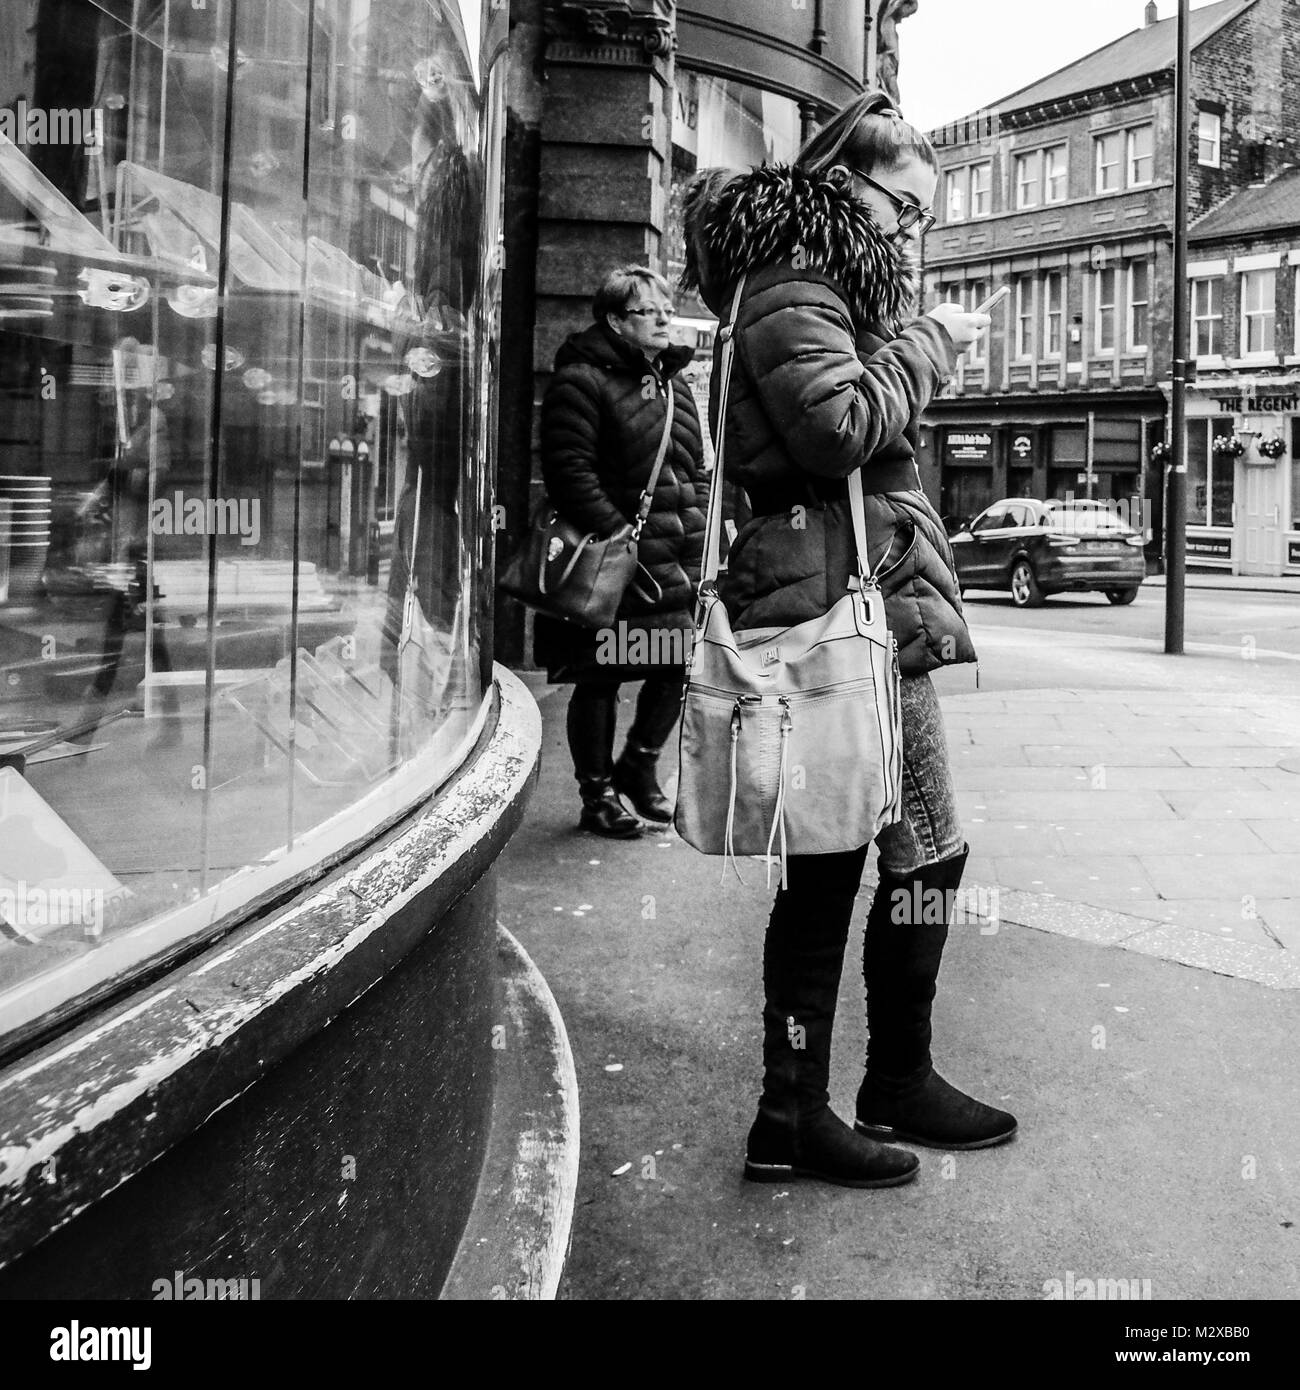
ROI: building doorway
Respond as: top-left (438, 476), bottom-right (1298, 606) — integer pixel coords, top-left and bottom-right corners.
top-left (1238, 461), bottom-right (1283, 575)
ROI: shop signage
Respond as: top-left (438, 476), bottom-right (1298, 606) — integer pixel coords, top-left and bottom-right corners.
top-left (1289, 540), bottom-right (1300, 567)
top-left (945, 430), bottom-right (992, 463)
top-left (1215, 393), bottom-right (1299, 412)
top-left (1011, 433), bottom-right (1033, 460)
top-left (1187, 535), bottom-right (1232, 558)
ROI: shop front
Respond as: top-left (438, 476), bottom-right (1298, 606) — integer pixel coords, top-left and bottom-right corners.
top-left (0, 0), bottom-right (561, 1301)
top-left (1181, 382), bottom-right (1300, 576)
top-left (931, 400), bottom-right (1160, 534)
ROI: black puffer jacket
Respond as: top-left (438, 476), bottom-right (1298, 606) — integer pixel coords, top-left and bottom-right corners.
top-left (535, 321), bottom-right (708, 680)
top-left (682, 163), bottom-right (977, 676)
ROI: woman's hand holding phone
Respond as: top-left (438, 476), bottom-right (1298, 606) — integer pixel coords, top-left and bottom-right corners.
top-left (926, 286), bottom-right (1007, 354)
top-left (925, 301), bottom-right (991, 354)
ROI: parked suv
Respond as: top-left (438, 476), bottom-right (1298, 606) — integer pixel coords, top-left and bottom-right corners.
top-left (949, 498), bottom-right (1147, 608)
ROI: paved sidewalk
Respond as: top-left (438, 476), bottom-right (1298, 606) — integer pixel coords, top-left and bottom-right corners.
top-left (1145, 571), bottom-right (1300, 596)
top-left (944, 685), bottom-right (1300, 988)
top-left (497, 659), bottom-right (1300, 1300)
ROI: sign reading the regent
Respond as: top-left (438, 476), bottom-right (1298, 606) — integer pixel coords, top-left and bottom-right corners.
top-left (1215, 393), bottom-right (1299, 413)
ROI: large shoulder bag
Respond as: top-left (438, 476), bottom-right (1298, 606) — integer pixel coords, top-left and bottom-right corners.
top-left (673, 275), bottom-right (903, 889)
top-left (498, 386), bottom-right (676, 629)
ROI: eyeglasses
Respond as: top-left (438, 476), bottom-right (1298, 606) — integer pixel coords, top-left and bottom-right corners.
top-left (851, 168), bottom-right (936, 236)
top-left (624, 304), bottom-right (675, 321)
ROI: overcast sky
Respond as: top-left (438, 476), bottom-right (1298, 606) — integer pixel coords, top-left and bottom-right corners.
top-left (898, 0), bottom-right (1227, 132)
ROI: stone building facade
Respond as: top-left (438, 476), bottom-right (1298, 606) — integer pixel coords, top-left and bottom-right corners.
top-left (921, 0), bottom-right (1300, 568)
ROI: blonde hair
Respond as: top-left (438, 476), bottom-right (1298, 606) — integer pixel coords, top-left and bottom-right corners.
top-left (592, 264), bottom-right (672, 321)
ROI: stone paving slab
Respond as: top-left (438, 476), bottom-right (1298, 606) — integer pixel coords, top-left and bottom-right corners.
top-left (1051, 819), bottom-right (1272, 855)
top-left (984, 887), bottom-right (1300, 991)
top-left (970, 790), bottom-right (1180, 821)
top-left (1023, 744), bottom-right (1190, 767)
top-left (1242, 820), bottom-right (1300, 853)
top-left (1172, 747), bottom-right (1292, 768)
top-left (987, 856), bottom-right (1158, 904)
top-left (1138, 854), bottom-right (1300, 901)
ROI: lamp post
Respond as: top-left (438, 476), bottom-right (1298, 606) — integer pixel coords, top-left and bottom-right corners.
top-left (1165, 0), bottom-right (1190, 655)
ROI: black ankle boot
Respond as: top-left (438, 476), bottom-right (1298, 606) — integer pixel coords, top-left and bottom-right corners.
top-left (745, 849), bottom-right (919, 1189)
top-left (578, 778), bottom-right (642, 838)
top-left (855, 846), bottom-right (1017, 1151)
top-left (612, 741), bottom-right (672, 823)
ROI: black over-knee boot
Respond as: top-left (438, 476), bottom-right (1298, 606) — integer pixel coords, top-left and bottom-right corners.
top-left (745, 846), bottom-right (919, 1188)
top-left (613, 674), bottom-right (681, 824)
top-left (855, 845), bottom-right (1017, 1149)
top-left (568, 684), bottom-right (640, 838)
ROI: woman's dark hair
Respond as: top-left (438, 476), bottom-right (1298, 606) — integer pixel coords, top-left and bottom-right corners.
top-left (796, 89), bottom-right (937, 178)
top-left (592, 264), bottom-right (672, 322)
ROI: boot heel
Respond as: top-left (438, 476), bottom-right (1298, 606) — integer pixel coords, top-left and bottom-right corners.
top-left (743, 1159), bottom-right (795, 1183)
top-left (853, 1119), bottom-right (897, 1142)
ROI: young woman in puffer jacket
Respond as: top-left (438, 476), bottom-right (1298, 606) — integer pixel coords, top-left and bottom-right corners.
top-left (681, 91), bottom-right (1016, 1189)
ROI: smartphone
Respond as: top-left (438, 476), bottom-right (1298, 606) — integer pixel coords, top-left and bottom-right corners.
top-left (974, 285), bottom-right (1011, 315)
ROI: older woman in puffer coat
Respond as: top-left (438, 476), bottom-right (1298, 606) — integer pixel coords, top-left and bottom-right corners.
top-left (682, 91), bottom-right (1017, 1189)
top-left (536, 265), bottom-right (708, 839)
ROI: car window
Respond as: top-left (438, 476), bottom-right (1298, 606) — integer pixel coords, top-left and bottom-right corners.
top-left (1006, 503), bottom-right (1034, 527)
top-left (972, 507), bottom-right (1013, 533)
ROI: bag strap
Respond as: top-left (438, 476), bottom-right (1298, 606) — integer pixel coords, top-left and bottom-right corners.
top-left (702, 274), bottom-right (892, 592)
top-left (405, 467), bottom-right (423, 601)
top-left (631, 379), bottom-right (676, 540)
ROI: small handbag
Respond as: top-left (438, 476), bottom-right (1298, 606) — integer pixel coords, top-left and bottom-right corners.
top-left (498, 386), bottom-right (675, 629)
top-left (673, 275), bottom-right (903, 888)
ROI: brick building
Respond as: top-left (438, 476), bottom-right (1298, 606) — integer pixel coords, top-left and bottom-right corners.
top-left (920, 0), bottom-right (1300, 556)
top-left (1180, 167), bottom-right (1300, 574)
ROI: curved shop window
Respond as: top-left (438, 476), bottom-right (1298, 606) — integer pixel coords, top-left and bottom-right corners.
top-left (0, 0), bottom-right (506, 1055)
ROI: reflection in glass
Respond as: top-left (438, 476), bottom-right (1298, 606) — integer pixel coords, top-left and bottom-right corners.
top-left (0, 0), bottom-right (503, 1051)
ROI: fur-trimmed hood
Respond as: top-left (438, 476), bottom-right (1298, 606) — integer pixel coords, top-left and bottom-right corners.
top-left (680, 163), bottom-right (917, 332)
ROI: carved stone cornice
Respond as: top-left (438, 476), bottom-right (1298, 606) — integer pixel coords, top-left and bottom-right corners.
top-left (544, 1), bottom-right (676, 57)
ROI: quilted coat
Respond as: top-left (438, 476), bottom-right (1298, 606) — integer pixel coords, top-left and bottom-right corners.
top-left (534, 320), bottom-right (708, 681)
top-left (681, 162), bottom-right (977, 675)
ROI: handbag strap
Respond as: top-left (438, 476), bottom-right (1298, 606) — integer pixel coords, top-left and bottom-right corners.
top-left (631, 380), bottom-right (676, 540)
top-left (701, 274), bottom-right (892, 592)
top-left (405, 467), bottom-right (423, 600)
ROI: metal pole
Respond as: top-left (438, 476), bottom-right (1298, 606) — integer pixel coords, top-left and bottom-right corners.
top-left (1165, 0), bottom-right (1191, 654)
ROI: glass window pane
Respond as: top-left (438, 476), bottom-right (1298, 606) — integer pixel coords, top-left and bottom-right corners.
top-left (1211, 453), bottom-right (1236, 527)
top-left (0, 0), bottom-right (500, 1050)
top-left (1127, 125), bottom-right (1154, 185)
top-left (1188, 422), bottom-right (1210, 526)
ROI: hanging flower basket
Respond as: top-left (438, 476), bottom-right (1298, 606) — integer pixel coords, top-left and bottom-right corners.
top-left (1211, 435), bottom-right (1245, 457)
top-left (1256, 436), bottom-right (1287, 460)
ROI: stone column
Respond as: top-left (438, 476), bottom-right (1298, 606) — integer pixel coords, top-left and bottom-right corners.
top-left (494, 0), bottom-right (676, 665)
top-left (536, 1), bottom-right (676, 368)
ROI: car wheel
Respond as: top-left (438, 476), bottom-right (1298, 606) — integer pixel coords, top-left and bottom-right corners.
top-left (1106, 587), bottom-right (1138, 606)
top-left (1009, 559), bottom-right (1044, 608)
